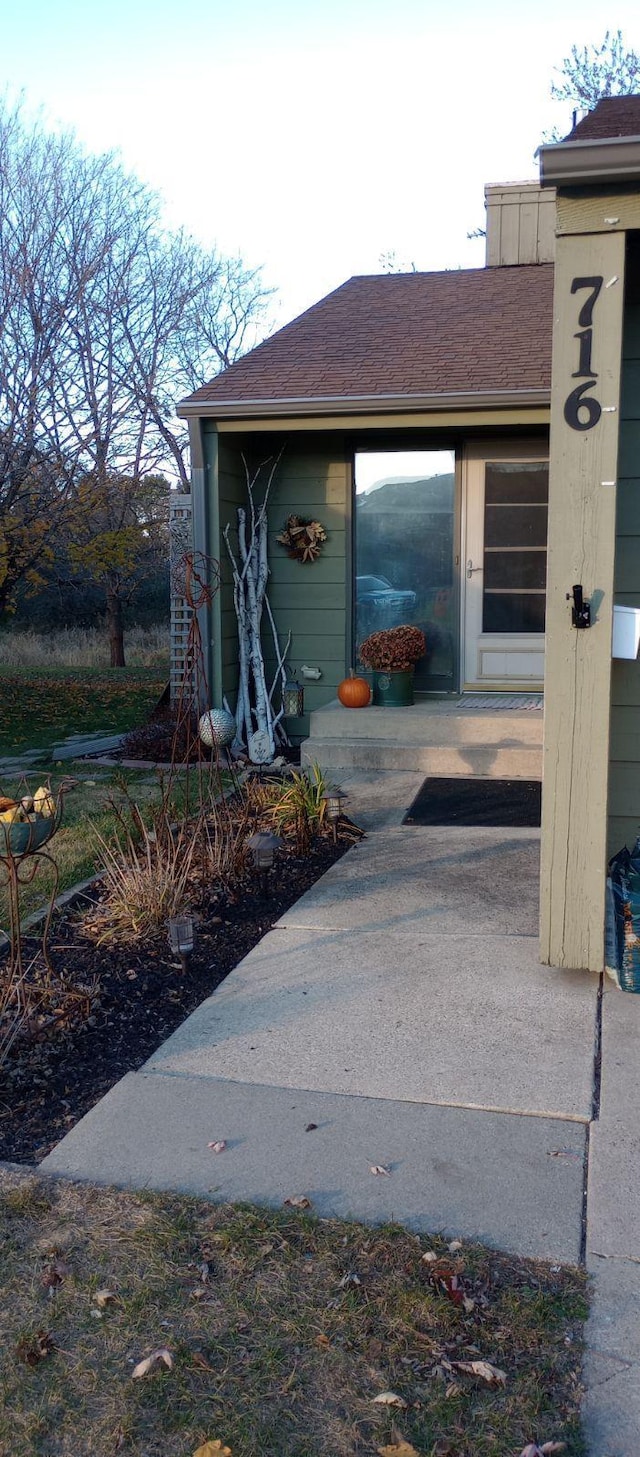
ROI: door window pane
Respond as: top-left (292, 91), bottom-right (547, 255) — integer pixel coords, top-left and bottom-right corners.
top-left (482, 462), bottom-right (548, 634)
top-left (483, 593), bottom-right (546, 634)
top-left (485, 505), bottom-right (547, 549)
top-left (484, 550), bottom-right (547, 591)
top-left (355, 449), bottom-right (456, 691)
top-left (485, 465), bottom-right (549, 505)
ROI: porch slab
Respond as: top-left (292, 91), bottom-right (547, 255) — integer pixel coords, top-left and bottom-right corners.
top-left (40, 1071), bottom-right (587, 1262)
top-left (309, 699), bottom-right (545, 745)
top-left (276, 824), bottom-right (541, 938)
top-left (143, 923), bottom-right (597, 1121)
top-left (303, 699), bottom-right (543, 777)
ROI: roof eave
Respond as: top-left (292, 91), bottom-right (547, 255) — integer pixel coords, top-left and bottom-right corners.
top-left (177, 388), bottom-right (550, 422)
top-left (539, 132), bottom-right (640, 188)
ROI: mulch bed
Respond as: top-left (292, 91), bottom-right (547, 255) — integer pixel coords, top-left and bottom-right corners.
top-left (0, 837), bottom-right (347, 1166)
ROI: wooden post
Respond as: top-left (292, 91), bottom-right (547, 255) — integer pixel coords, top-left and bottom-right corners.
top-left (540, 215), bottom-right (625, 970)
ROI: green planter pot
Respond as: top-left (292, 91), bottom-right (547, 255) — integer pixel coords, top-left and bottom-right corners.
top-left (372, 668), bottom-right (414, 706)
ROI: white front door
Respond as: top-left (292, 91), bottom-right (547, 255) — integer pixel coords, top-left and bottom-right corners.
top-left (462, 441), bottom-right (548, 689)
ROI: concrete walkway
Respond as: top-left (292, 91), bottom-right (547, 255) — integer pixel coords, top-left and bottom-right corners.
top-left (40, 770), bottom-right (640, 1455)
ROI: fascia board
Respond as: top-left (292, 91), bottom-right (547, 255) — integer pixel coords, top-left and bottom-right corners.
top-left (177, 388), bottom-right (550, 422)
top-left (540, 134), bottom-right (640, 188)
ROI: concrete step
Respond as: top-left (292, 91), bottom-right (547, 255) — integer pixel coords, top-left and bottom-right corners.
top-left (308, 700), bottom-right (543, 747)
top-left (302, 699), bottom-right (543, 778)
top-left (302, 738), bottom-right (542, 778)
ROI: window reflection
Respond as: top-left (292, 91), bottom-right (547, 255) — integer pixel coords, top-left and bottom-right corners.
top-left (354, 449), bottom-right (456, 692)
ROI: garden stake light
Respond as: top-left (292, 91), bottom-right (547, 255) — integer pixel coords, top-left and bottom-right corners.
top-left (323, 788), bottom-right (345, 843)
top-left (246, 830), bottom-right (283, 898)
top-left (168, 914), bottom-right (196, 974)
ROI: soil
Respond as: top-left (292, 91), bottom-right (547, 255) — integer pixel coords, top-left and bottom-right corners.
top-left (0, 836), bottom-right (348, 1166)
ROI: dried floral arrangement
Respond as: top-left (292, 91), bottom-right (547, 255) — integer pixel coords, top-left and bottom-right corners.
top-left (276, 514), bottom-right (327, 563)
top-left (359, 624), bottom-right (426, 672)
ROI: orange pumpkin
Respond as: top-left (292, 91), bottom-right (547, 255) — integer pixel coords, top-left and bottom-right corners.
top-left (337, 671), bottom-right (371, 708)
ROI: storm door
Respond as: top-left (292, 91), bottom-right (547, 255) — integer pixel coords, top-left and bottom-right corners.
top-left (463, 442), bottom-right (548, 688)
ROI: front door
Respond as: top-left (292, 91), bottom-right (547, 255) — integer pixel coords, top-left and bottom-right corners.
top-left (463, 442), bottom-right (549, 689)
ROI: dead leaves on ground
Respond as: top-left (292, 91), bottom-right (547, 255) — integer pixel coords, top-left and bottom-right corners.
top-left (16, 1329), bottom-right (54, 1366)
top-left (519, 1446), bottom-right (566, 1456)
top-left (93, 1288), bottom-right (117, 1309)
top-left (41, 1257), bottom-right (70, 1291)
top-left (372, 1391), bottom-right (408, 1409)
top-left (131, 1347), bottom-right (173, 1379)
top-left (207, 1140), bottom-right (227, 1155)
top-left (370, 1164), bottom-right (392, 1177)
top-left (283, 1195), bottom-right (312, 1209)
top-left (377, 1441), bottom-right (420, 1457)
top-left (451, 1358), bottom-right (507, 1387)
top-left (193, 1443), bottom-right (233, 1457)
top-left (420, 1253), bottom-right (479, 1314)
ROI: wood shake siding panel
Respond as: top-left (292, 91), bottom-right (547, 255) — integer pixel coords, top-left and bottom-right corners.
top-left (609, 285), bottom-right (640, 856)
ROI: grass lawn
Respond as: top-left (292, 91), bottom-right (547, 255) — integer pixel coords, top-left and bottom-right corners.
top-left (0, 665), bottom-right (167, 756)
top-left (0, 1171), bottom-right (587, 1457)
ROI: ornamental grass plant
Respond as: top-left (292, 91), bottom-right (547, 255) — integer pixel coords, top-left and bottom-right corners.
top-left (359, 623), bottom-right (426, 673)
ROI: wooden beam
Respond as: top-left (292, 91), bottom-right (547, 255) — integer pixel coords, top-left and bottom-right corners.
top-left (216, 408), bottom-right (550, 434)
top-left (188, 417), bottom-right (220, 704)
top-left (540, 230), bottom-right (625, 970)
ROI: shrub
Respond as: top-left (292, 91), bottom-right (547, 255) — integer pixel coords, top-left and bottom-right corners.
top-left (359, 623), bottom-right (426, 672)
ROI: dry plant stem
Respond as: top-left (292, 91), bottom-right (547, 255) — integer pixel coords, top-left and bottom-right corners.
top-left (264, 604), bottom-right (291, 741)
top-left (0, 786), bottom-right (70, 1073)
top-left (90, 814), bottom-right (204, 942)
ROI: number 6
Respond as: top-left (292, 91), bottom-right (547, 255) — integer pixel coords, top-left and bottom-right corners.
top-left (563, 380), bottom-right (602, 432)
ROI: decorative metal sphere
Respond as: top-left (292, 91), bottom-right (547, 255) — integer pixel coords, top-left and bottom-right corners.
top-left (198, 708), bottom-right (236, 749)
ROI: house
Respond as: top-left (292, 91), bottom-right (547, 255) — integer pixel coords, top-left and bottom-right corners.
top-left (178, 96), bottom-right (640, 975)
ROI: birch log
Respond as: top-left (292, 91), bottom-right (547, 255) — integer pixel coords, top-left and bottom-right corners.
top-left (223, 450), bottom-right (290, 758)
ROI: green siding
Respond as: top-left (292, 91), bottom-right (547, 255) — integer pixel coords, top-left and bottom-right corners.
top-left (609, 288), bottom-right (640, 856)
top-left (203, 428), bottom-right (349, 737)
top-left (265, 437), bottom-right (349, 738)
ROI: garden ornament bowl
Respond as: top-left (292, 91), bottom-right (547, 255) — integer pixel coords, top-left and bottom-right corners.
top-left (0, 787), bottom-right (63, 859)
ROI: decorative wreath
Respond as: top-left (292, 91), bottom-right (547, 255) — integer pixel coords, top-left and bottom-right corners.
top-left (276, 514), bottom-right (327, 563)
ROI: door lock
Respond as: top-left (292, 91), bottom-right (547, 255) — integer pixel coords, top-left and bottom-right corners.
top-left (466, 559), bottom-right (483, 578)
top-left (567, 583), bottom-right (591, 629)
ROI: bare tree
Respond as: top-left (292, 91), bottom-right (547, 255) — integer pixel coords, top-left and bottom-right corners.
top-left (120, 234), bottom-right (272, 489)
top-left (0, 102), bottom-right (272, 624)
top-left (0, 110), bottom-right (104, 611)
top-left (551, 31), bottom-right (640, 122)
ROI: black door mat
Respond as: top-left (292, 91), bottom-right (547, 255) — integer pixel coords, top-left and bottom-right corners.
top-left (403, 777), bottom-right (542, 827)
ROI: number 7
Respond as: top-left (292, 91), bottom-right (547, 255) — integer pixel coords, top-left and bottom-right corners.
top-left (570, 276), bottom-right (603, 327)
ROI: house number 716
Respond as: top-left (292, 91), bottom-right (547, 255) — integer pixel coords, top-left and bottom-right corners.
top-left (563, 275), bottom-right (604, 432)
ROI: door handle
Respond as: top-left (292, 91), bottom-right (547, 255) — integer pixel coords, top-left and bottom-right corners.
top-left (466, 559), bottom-right (483, 578)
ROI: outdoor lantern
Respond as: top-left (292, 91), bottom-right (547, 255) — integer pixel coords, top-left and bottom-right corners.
top-left (246, 830), bottom-right (283, 896)
top-left (283, 674), bottom-right (304, 718)
top-left (168, 914), bottom-right (196, 974)
top-left (323, 787), bottom-right (345, 843)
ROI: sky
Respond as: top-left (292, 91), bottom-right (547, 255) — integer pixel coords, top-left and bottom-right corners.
top-left (2, 0), bottom-right (640, 336)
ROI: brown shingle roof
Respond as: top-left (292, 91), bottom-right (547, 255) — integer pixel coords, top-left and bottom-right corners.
top-left (181, 265), bottom-right (553, 413)
top-left (565, 95), bottom-right (640, 140)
